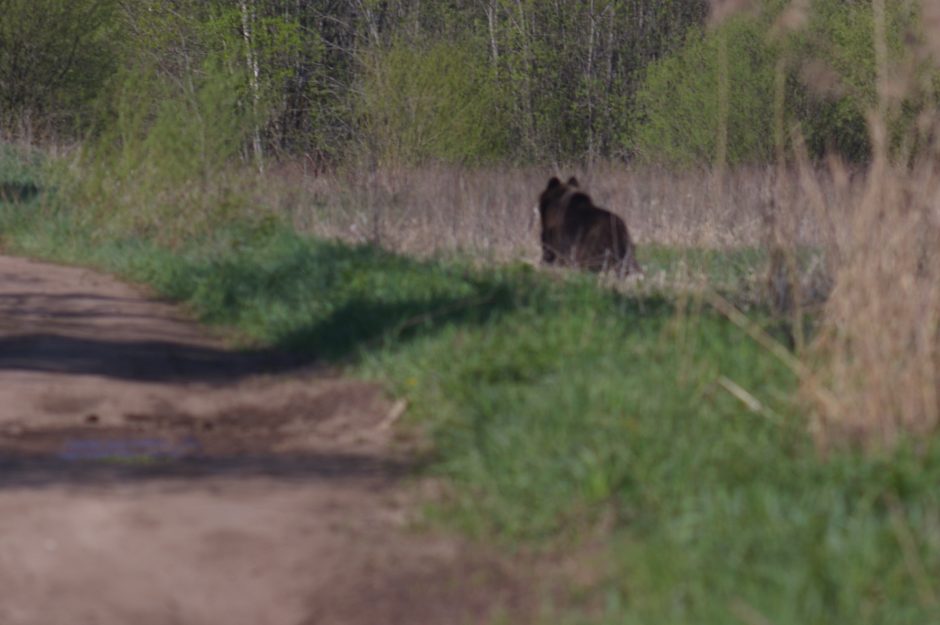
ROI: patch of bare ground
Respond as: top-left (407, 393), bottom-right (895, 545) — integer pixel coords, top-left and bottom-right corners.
top-left (0, 255), bottom-right (535, 625)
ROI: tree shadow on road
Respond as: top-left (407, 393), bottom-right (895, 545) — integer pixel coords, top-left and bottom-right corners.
top-left (0, 332), bottom-right (314, 382)
top-left (0, 449), bottom-right (412, 490)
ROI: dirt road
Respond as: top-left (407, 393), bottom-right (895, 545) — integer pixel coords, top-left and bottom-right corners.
top-left (0, 256), bottom-right (525, 625)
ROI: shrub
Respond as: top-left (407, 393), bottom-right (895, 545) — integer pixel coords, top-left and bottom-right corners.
top-left (634, 16), bottom-right (778, 166)
top-left (358, 38), bottom-right (510, 165)
top-left (0, 0), bottom-right (120, 137)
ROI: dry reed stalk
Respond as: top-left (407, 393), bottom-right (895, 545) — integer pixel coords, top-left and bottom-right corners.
top-left (795, 0), bottom-right (940, 450)
top-left (804, 158), bottom-right (940, 450)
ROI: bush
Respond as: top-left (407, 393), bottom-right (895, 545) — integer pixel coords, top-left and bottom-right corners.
top-left (634, 16), bottom-right (778, 166)
top-left (793, 0), bottom-right (927, 161)
top-left (358, 38), bottom-right (510, 165)
top-left (68, 53), bottom-right (257, 241)
top-left (0, 0), bottom-right (120, 137)
top-left (634, 1), bottom-right (929, 165)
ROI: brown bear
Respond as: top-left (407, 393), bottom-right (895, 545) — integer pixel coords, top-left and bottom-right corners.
top-left (536, 176), bottom-right (641, 276)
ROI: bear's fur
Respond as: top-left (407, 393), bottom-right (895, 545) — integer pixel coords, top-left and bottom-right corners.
top-left (536, 176), bottom-right (641, 276)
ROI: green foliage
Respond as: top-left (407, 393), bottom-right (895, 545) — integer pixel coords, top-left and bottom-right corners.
top-left (63, 2), bottom-right (318, 239)
top-left (359, 38), bottom-right (510, 165)
top-left (635, 17), bottom-right (778, 166)
top-left (70, 52), bottom-right (256, 240)
top-left (790, 0), bottom-right (923, 160)
top-left (1, 0), bottom-right (713, 163)
top-left (0, 0), bottom-right (120, 135)
top-left (0, 141), bottom-right (42, 203)
top-left (0, 141), bottom-right (42, 185)
top-left (6, 0), bottom-right (940, 165)
top-left (202, 5), bottom-right (335, 154)
top-left (490, 0), bottom-right (708, 161)
top-left (634, 0), bottom-right (933, 164)
top-left (796, 0), bottom-right (879, 158)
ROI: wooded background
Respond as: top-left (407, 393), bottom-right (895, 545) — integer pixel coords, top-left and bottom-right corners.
top-left (0, 0), bottom-right (929, 166)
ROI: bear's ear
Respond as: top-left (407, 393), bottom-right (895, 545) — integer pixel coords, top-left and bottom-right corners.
top-left (567, 176), bottom-right (580, 187)
top-left (546, 176), bottom-right (561, 190)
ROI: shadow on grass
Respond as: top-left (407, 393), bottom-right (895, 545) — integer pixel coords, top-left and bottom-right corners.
top-left (0, 223), bottom-right (678, 379)
top-left (164, 232), bottom-right (674, 362)
top-left (0, 182), bottom-right (40, 204)
top-left (277, 279), bottom-right (523, 360)
top-left (213, 238), bottom-right (678, 361)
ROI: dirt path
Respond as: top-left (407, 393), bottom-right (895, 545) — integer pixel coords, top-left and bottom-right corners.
top-left (0, 256), bottom-right (526, 625)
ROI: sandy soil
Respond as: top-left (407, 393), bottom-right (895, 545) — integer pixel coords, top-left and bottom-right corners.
top-left (0, 255), bottom-right (528, 625)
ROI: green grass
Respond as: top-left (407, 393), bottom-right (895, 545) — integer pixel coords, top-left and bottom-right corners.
top-left (641, 244), bottom-right (768, 286)
top-left (1, 163), bottom-right (938, 625)
top-left (0, 143), bottom-right (42, 202)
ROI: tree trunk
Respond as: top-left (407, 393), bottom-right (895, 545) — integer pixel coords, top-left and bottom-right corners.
top-left (485, 0), bottom-right (499, 70)
top-left (586, 0), bottom-right (597, 162)
top-left (240, 0), bottom-right (264, 173)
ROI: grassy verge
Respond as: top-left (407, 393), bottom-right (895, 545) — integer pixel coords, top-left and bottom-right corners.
top-left (1, 172), bottom-right (938, 625)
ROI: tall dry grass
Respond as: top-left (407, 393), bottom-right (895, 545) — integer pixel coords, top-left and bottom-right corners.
top-left (801, 155), bottom-right (940, 450)
top-left (786, 0), bottom-right (940, 450)
top-left (261, 161), bottom-right (832, 261)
